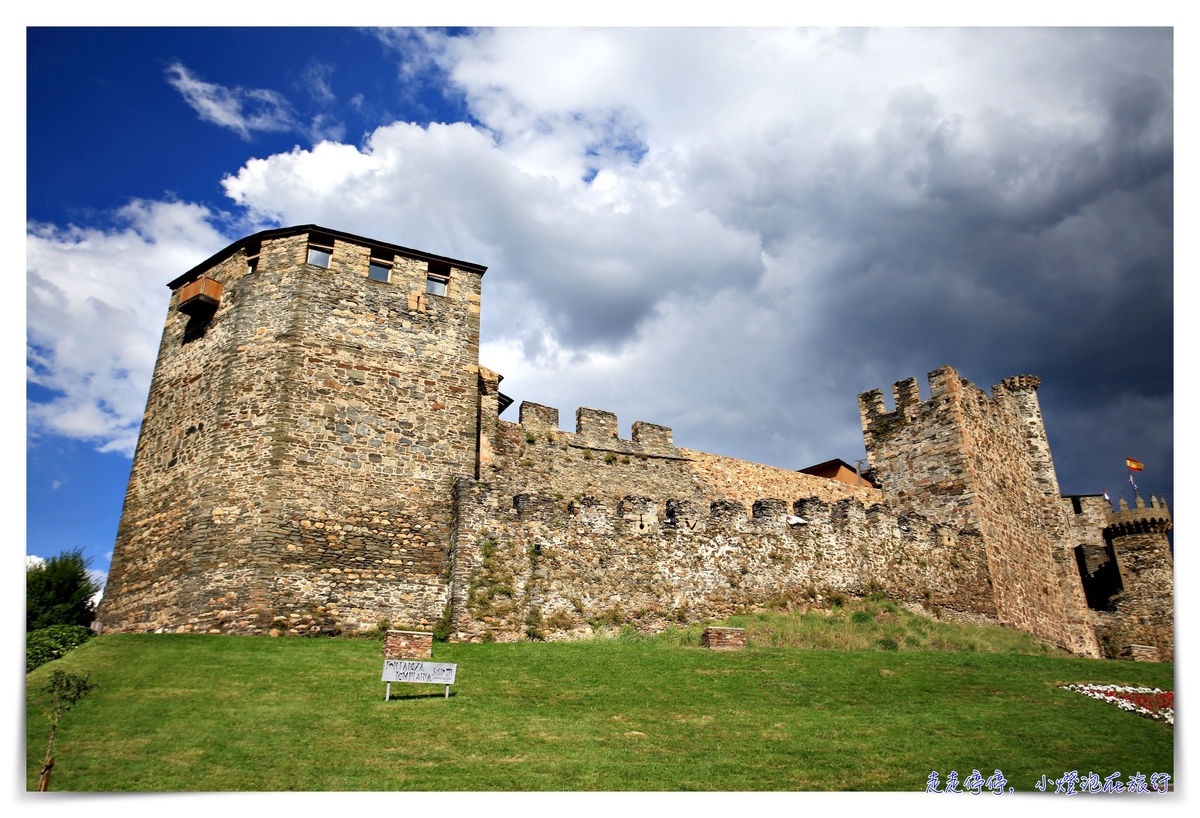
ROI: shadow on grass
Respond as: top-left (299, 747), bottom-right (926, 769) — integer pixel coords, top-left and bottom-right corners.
top-left (382, 690), bottom-right (456, 701)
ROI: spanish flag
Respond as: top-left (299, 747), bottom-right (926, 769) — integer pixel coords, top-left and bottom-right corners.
top-left (1126, 458), bottom-right (1145, 472)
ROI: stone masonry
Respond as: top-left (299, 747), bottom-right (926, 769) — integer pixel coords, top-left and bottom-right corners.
top-left (99, 226), bottom-right (1172, 661)
top-left (1092, 495), bottom-right (1174, 661)
top-left (383, 630), bottom-right (433, 660)
top-left (702, 628), bottom-right (747, 650)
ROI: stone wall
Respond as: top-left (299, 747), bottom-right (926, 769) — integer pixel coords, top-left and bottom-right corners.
top-left (1062, 495), bottom-right (1111, 550)
top-left (479, 400), bottom-right (882, 516)
top-left (446, 479), bottom-right (996, 642)
top-left (859, 367), bottom-right (1099, 657)
top-left (100, 242), bottom-right (277, 633)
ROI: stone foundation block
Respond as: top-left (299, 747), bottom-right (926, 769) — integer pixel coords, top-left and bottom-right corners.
top-left (701, 627), bottom-right (746, 650)
top-left (383, 630), bottom-right (433, 659)
top-left (1119, 644), bottom-right (1161, 662)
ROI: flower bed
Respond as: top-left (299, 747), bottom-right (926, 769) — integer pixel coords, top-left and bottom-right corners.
top-left (1062, 684), bottom-right (1174, 725)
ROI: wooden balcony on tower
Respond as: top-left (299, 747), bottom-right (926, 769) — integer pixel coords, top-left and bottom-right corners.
top-left (177, 276), bottom-right (223, 317)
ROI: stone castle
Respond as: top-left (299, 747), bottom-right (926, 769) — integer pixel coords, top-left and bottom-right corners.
top-left (97, 225), bottom-right (1174, 661)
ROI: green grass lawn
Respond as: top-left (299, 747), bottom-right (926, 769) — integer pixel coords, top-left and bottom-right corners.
top-left (25, 625), bottom-right (1173, 791)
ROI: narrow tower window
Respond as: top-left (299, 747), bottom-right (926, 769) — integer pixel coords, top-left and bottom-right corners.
top-left (245, 240), bottom-right (261, 275)
top-left (368, 261), bottom-right (391, 283)
top-left (426, 260), bottom-right (450, 296)
top-left (307, 246), bottom-right (332, 267)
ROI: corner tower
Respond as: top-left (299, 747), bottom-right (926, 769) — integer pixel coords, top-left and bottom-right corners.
top-left (1096, 495), bottom-right (1174, 661)
top-left (98, 226), bottom-right (487, 635)
top-left (859, 366), bottom-right (1100, 657)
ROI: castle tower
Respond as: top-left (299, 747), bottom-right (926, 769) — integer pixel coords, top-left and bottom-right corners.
top-left (859, 366), bottom-right (1100, 657)
top-left (1095, 494), bottom-right (1174, 661)
top-left (995, 375), bottom-right (1098, 657)
top-left (97, 226), bottom-right (487, 635)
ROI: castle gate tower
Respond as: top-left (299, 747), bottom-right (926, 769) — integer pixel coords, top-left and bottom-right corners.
top-left (97, 226), bottom-right (487, 635)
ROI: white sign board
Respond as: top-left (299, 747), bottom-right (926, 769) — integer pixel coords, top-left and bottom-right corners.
top-left (382, 660), bottom-right (457, 684)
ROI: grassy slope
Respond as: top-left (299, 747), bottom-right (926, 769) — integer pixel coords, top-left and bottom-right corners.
top-left (659, 597), bottom-right (1074, 654)
top-left (26, 629), bottom-right (1172, 791)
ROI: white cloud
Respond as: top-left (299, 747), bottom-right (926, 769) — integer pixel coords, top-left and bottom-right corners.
top-left (166, 62), bottom-right (298, 139)
top-left (27, 200), bottom-right (231, 455)
top-left (26, 555), bottom-right (45, 570)
top-left (30, 29), bottom-right (1172, 489)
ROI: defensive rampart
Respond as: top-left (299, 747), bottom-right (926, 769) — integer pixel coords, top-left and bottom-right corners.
top-left (447, 481), bottom-right (995, 642)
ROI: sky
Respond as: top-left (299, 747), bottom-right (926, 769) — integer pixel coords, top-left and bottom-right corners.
top-left (25, 26), bottom-right (1175, 592)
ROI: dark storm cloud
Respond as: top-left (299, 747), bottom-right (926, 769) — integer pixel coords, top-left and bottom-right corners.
top-left (720, 46), bottom-right (1174, 497)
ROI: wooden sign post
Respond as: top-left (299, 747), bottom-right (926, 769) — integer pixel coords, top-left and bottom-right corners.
top-left (382, 659), bottom-right (458, 700)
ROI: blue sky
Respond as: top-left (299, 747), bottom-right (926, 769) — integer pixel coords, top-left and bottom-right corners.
top-left (27, 27), bottom-right (476, 579)
top-left (26, 27), bottom-right (1175, 588)
top-left (27, 28), bottom-right (473, 225)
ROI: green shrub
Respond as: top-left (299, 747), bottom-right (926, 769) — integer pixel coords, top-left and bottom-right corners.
top-left (876, 637), bottom-right (900, 651)
top-left (824, 591), bottom-right (848, 608)
top-left (432, 604), bottom-right (453, 643)
top-left (27, 550), bottom-right (100, 631)
top-left (545, 609), bottom-right (575, 630)
top-left (27, 625), bottom-right (95, 673)
top-left (850, 610), bottom-right (874, 625)
top-left (524, 608), bottom-right (545, 641)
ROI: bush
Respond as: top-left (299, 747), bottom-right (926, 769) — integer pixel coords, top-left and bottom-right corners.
top-left (432, 604), bottom-right (453, 643)
top-left (27, 625), bottom-right (95, 673)
top-left (27, 550), bottom-right (100, 631)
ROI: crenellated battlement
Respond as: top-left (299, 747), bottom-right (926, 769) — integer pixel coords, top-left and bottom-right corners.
top-left (999, 374), bottom-right (1041, 392)
top-left (860, 366), bottom-right (1043, 439)
top-left (1106, 494), bottom-right (1173, 537)
top-left (518, 401), bottom-right (558, 432)
top-left (858, 366), bottom-right (967, 441)
top-left (576, 407), bottom-right (619, 441)
top-left (475, 486), bottom-right (959, 544)
top-left (512, 400), bottom-right (682, 459)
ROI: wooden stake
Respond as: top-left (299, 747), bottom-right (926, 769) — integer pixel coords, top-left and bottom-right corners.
top-left (37, 758), bottom-right (54, 792)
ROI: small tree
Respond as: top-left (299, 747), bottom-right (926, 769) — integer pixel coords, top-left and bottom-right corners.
top-left (27, 550), bottom-right (100, 631)
top-left (37, 669), bottom-right (97, 792)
